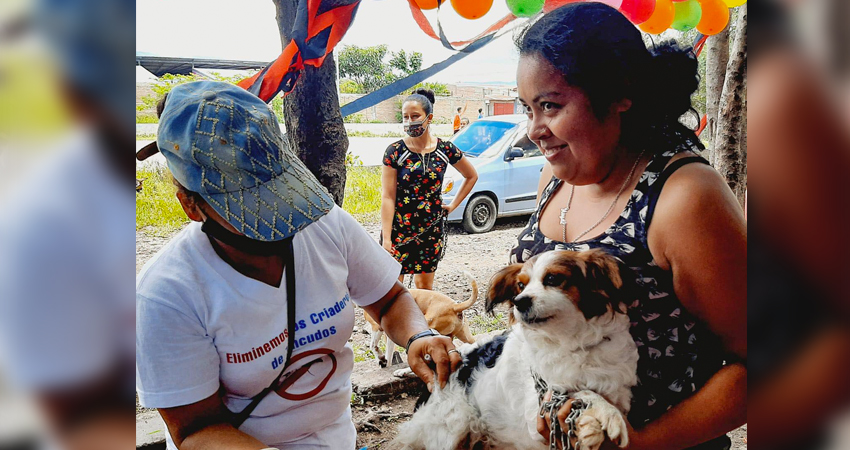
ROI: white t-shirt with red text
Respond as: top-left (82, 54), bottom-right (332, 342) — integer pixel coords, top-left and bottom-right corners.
top-left (136, 206), bottom-right (400, 449)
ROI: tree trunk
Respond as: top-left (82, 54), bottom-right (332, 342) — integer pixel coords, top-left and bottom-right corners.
top-left (705, 27), bottom-right (729, 166)
top-left (273, 0), bottom-right (349, 205)
top-left (715, 4), bottom-right (747, 206)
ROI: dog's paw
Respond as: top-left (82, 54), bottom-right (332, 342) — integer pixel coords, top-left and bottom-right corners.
top-left (576, 414), bottom-right (604, 450)
top-left (378, 356), bottom-right (388, 368)
top-left (572, 391), bottom-right (629, 449)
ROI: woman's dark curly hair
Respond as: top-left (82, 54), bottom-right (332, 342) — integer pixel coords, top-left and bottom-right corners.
top-left (516, 2), bottom-right (703, 153)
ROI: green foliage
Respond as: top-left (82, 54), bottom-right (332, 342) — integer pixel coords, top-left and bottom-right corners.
top-left (338, 44), bottom-right (426, 93)
top-left (342, 166), bottom-right (382, 222)
top-left (137, 71), bottom-right (268, 122)
top-left (347, 130), bottom-right (405, 138)
top-left (136, 133), bottom-right (156, 140)
top-left (136, 166), bottom-right (190, 235)
top-left (388, 49), bottom-right (423, 77)
top-left (345, 152), bottom-right (364, 167)
top-left (338, 44), bottom-right (391, 93)
top-left (136, 113), bottom-right (159, 124)
top-left (339, 79), bottom-right (363, 94)
top-left (344, 113), bottom-right (366, 124)
top-left (411, 81), bottom-right (450, 97)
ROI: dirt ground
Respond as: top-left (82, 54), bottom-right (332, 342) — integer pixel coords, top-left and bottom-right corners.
top-left (135, 215), bottom-right (746, 449)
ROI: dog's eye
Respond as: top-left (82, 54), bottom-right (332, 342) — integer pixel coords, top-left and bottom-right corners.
top-left (517, 282), bottom-right (525, 290)
top-left (543, 274), bottom-right (564, 287)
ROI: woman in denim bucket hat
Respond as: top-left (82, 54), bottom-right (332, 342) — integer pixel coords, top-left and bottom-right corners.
top-left (136, 81), bottom-right (461, 450)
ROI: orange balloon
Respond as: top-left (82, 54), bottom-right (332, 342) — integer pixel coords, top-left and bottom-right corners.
top-left (638, 0), bottom-right (674, 34)
top-left (450, 0), bottom-right (494, 19)
top-left (415, 0), bottom-right (446, 9)
top-left (696, 0), bottom-right (729, 35)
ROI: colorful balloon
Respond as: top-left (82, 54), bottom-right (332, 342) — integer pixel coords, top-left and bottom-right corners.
top-left (722, 0), bottom-right (745, 7)
top-left (507, 0), bottom-right (545, 17)
top-left (619, 0), bottom-right (655, 24)
top-left (451, 0), bottom-right (494, 19)
top-left (592, 0), bottom-right (624, 9)
top-left (415, 0), bottom-right (446, 10)
top-left (542, 0), bottom-right (581, 13)
top-left (696, 0), bottom-right (729, 35)
top-left (671, 0), bottom-right (701, 30)
top-left (638, 0), bottom-right (673, 34)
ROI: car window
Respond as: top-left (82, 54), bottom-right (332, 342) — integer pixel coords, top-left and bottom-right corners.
top-left (513, 134), bottom-right (542, 158)
top-left (450, 121), bottom-right (517, 157)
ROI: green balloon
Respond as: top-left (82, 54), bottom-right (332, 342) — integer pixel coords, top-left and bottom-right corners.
top-left (671, 0), bottom-right (702, 31)
top-left (506, 0), bottom-right (544, 17)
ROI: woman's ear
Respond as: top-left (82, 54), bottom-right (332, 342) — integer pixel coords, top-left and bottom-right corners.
top-left (176, 191), bottom-right (205, 223)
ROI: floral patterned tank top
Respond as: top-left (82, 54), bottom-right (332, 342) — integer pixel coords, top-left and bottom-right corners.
top-left (510, 149), bottom-right (727, 426)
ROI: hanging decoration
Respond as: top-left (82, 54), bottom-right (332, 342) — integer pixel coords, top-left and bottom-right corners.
top-left (239, 0), bottom-right (360, 102)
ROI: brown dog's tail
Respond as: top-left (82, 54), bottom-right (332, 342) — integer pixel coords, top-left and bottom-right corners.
top-left (452, 271), bottom-right (478, 313)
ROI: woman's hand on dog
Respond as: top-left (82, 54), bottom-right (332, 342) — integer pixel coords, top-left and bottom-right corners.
top-left (537, 391), bottom-right (640, 450)
top-left (382, 239), bottom-right (393, 254)
top-left (407, 336), bottom-right (462, 392)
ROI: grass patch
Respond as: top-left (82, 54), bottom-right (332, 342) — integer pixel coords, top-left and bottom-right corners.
top-left (468, 312), bottom-right (508, 335)
top-left (136, 162), bottom-right (380, 235)
top-left (136, 133), bottom-right (156, 140)
top-left (135, 165), bottom-right (189, 235)
top-left (347, 130), bottom-right (405, 138)
top-left (343, 165), bottom-right (382, 222)
top-left (136, 113), bottom-right (158, 124)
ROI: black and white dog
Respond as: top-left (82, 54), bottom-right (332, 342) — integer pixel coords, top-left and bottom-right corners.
top-left (395, 249), bottom-right (639, 450)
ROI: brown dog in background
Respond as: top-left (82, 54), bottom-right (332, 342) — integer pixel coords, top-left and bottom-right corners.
top-left (365, 271), bottom-right (478, 367)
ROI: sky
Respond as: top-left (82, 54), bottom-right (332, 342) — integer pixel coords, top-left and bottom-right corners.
top-left (136, 0), bottom-right (528, 85)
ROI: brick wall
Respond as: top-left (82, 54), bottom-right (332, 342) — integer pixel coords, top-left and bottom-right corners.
top-left (137, 83), bottom-right (515, 123)
top-left (340, 84), bottom-right (516, 124)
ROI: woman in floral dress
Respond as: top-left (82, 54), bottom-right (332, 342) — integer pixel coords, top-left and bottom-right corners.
top-left (380, 88), bottom-right (478, 290)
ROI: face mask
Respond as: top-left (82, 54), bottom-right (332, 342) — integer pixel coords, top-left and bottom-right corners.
top-left (201, 218), bottom-right (289, 256)
top-left (404, 118), bottom-right (429, 137)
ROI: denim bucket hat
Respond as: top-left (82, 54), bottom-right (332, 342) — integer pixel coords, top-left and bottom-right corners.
top-left (153, 81), bottom-right (333, 241)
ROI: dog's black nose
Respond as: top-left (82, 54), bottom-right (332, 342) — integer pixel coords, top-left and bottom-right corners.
top-left (513, 295), bottom-right (532, 313)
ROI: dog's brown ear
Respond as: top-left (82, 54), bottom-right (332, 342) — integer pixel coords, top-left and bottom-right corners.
top-left (576, 249), bottom-right (631, 319)
top-left (486, 263), bottom-right (523, 314)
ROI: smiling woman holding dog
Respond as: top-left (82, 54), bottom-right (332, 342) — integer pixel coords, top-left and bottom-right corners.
top-left (509, 4), bottom-right (747, 449)
top-left (135, 82), bottom-right (462, 450)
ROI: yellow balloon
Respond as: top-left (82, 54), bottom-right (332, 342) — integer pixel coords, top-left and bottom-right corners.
top-left (639, 0), bottom-right (675, 34)
top-left (722, 0), bottom-right (745, 7)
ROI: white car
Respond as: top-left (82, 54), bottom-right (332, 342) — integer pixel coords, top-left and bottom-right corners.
top-left (443, 115), bottom-right (544, 233)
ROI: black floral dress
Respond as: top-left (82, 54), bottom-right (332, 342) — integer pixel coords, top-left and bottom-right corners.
top-left (510, 148), bottom-right (732, 448)
top-left (383, 139), bottom-right (463, 274)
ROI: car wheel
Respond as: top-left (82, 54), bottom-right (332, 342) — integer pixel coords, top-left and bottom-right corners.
top-left (462, 195), bottom-right (497, 234)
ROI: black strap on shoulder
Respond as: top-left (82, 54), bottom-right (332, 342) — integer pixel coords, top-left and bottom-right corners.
top-left (645, 156), bottom-right (709, 228)
top-left (231, 236), bottom-right (296, 428)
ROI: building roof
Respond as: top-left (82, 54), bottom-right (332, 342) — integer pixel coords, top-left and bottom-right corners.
top-left (136, 55), bottom-right (268, 77)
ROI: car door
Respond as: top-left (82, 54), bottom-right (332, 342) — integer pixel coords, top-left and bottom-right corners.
top-left (502, 126), bottom-right (545, 214)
